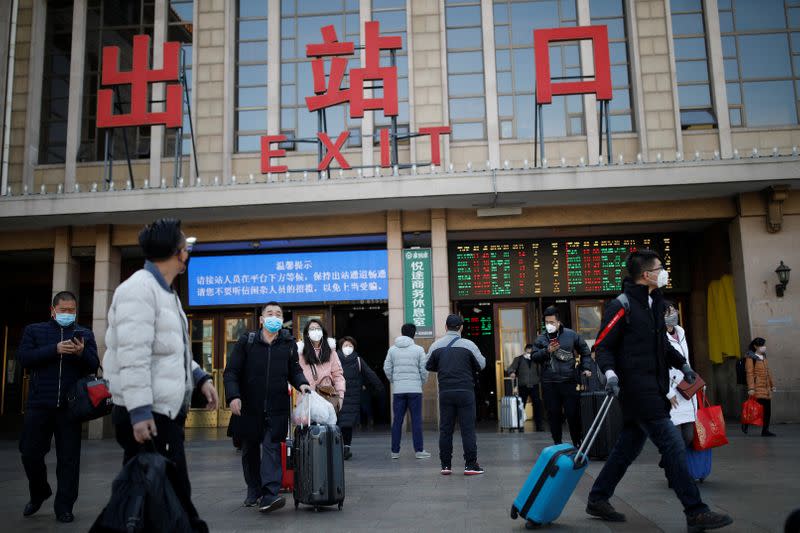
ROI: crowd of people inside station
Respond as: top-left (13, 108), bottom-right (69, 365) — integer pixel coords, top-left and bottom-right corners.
top-left (16, 218), bottom-right (786, 532)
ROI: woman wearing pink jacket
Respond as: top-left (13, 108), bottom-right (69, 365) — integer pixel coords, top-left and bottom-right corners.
top-left (296, 319), bottom-right (346, 411)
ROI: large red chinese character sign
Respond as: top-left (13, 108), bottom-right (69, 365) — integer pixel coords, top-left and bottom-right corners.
top-left (97, 34), bottom-right (183, 128)
top-left (262, 21), bottom-right (450, 174)
top-left (532, 25), bottom-right (613, 165)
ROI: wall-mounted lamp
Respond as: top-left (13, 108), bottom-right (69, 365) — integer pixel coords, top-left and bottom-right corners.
top-left (775, 260), bottom-right (791, 297)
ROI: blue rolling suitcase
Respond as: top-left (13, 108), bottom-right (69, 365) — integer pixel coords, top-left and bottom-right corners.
top-left (686, 448), bottom-right (712, 482)
top-left (511, 395), bottom-right (615, 529)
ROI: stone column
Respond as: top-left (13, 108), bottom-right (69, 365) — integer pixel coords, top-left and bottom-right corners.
top-left (148, 0), bottom-right (168, 188)
top-left (424, 208), bottom-right (451, 425)
top-left (21, 0), bottom-right (45, 191)
top-left (195, 0), bottom-right (226, 182)
top-left (88, 224), bottom-right (120, 439)
top-left (703, 0), bottom-right (732, 159)
top-left (631, 0), bottom-right (679, 161)
top-left (52, 227), bottom-right (79, 298)
top-left (387, 210), bottom-right (403, 341)
top-left (729, 195), bottom-right (800, 423)
top-left (64, 0), bottom-right (87, 190)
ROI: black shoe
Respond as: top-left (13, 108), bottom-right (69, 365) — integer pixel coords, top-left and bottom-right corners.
top-left (56, 512), bottom-right (75, 523)
top-left (586, 500), bottom-right (626, 522)
top-left (464, 463), bottom-right (485, 475)
top-left (258, 495), bottom-right (286, 513)
top-left (687, 511), bottom-right (733, 532)
top-left (244, 496), bottom-right (260, 507)
top-left (761, 431), bottom-right (776, 437)
top-left (741, 424), bottom-right (748, 434)
top-left (344, 445), bottom-right (353, 460)
top-left (22, 488), bottom-right (52, 517)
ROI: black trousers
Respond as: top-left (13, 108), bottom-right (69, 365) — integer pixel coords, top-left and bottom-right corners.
top-left (19, 406), bottom-right (82, 514)
top-left (438, 390), bottom-right (477, 467)
top-left (112, 406), bottom-right (193, 504)
top-left (757, 399), bottom-right (772, 433)
top-left (241, 421), bottom-right (282, 501)
top-left (341, 426), bottom-right (353, 446)
top-left (517, 384), bottom-right (544, 430)
top-left (542, 381), bottom-right (582, 446)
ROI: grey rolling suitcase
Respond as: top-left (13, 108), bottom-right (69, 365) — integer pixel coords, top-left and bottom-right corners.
top-left (292, 399), bottom-right (345, 511)
top-left (500, 379), bottom-right (525, 433)
top-left (579, 390), bottom-right (623, 459)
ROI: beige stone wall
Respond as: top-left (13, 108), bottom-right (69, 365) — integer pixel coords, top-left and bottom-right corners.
top-left (409, 0), bottom-right (447, 165)
top-left (193, 0), bottom-right (225, 180)
top-left (730, 197), bottom-right (800, 423)
top-left (634, 0), bottom-right (678, 161)
top-left (6, 0), bottom-right (33, 191)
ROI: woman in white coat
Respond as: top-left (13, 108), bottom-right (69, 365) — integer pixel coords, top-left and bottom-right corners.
top-left (664, 302), bottom-right (697, 448)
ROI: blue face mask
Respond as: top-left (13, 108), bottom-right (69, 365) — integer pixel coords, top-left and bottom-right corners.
top-left (55, 313), bottom-right (76, 327)
top-left (263, 316), bottom-right (283, 333)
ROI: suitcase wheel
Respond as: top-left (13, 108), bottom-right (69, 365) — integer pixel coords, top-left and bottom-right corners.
top-left (525, 519), bottom-right (541, 529)
top-left (294, 500), bottom-right (299, 510)
top-left (510, 505), bottom-right (518, 520)
top-left (338, 502), bottom-right (343, 511)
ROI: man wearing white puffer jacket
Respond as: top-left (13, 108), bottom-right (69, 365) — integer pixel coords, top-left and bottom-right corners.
top-left (383, 323), bottom-right (430, 459)
top-left (103, 218), bottom-right (219, 521)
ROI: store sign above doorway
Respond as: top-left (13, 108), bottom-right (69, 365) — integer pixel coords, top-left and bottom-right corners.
top-left (95, 22), bottom-right (614, 176)
top-left (187, 250), bottom-right (389, 306)
top-left (403, 248), bottom-right (434, 337)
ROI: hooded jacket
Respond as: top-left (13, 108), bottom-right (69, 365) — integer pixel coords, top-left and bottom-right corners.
top-left (745, 350), bottom-right (774, 400)
top-left (595, 278), bottom-right (688, 421)
top-left (383, 336), bottom-right (428, 394)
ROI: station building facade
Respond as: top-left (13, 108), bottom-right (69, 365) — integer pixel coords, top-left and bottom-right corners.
top-left (0, 0), bottom-right (798, 433)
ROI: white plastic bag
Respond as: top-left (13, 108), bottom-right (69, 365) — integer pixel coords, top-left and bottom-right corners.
top-left (292, 391), bottom-right (337, 426)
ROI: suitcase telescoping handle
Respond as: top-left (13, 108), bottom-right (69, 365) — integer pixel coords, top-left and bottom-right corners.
top-left (574, 394), bottom-right (615, 466)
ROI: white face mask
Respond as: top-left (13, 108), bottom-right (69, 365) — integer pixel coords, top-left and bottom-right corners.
top-left (308, 329), bottom-right (323, 342)
top-left (657, 269), bottom-right (670, 288)
top-left (523, 352), bottom-right (531, 359)
top-left (342, 346), bottom-right (354, 356)
top-left (545, 323), bottom-right (558, 334)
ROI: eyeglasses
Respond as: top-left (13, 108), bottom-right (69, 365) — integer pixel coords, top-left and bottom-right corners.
top-left (646, 265), bottom-right (664, 272)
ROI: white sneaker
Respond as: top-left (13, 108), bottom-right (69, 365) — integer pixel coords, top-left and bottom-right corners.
top-left (415, 450), bottom-right (432, 459)
top-left (391, 452), bottom-right (400, 459)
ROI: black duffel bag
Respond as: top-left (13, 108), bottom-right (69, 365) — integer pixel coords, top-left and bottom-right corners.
top-left (67, 369), bottom-right (113, 422)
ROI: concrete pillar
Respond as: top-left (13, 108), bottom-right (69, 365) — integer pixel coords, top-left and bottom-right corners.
top-left (52, 227), bottom-right (79, 298)
top-left (578, 0), bottom-right (600, 165)
top-left (729, 197), bottom-right (800, 423)
top-left (387, 210), bottom-right (403, 341)
top-left (64, 0), bottom-right (87, 190)
top-left (21, 0), bottom-right (46, 191)
top-left (148, 0), bottom-right (168, 188)
top-left (479, 0), bottom-right (499, 169)
top-left (88, 225), bottom-right (120, 439)
top-left (424, 208), bottom-right (451, 425)
top-left (267, 0), bottom-right (280, 136)
top-left (703, 0), bottom-right (732, 159)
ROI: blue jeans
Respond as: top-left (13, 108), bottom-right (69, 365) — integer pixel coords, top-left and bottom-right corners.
top-left (589, 416), bottom-right (710, 517)
top-left (241, 424), bottom-right (282, 501)
top-left (391, 393), bottom-right (424, 453)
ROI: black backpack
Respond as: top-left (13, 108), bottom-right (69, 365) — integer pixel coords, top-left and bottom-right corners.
top-left (736, 356), bottom-right (747, 385)
top-left (90, 450), bottom-right (208, 533)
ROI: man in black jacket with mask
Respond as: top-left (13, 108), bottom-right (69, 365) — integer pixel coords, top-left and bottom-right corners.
top-left (224, 301), bottom-right (310, 513)
top-left (586, 250), bottom-right (732, 532)
top-left (18, 291), bottom-right (99, 522)
top-left (532, 307), bottom-right (592, 445)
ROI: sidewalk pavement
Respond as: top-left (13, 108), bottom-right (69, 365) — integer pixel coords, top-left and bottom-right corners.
top-left (0, 423), bottom-right (796, 532)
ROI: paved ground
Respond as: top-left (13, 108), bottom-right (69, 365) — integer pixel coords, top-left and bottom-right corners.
top-left (0, 422), bottom-right (796, 532)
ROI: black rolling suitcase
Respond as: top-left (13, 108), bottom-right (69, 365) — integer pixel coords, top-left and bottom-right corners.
top-left (580, 387), bottom-right (623, 459)
top-left (292, 399), bottom-right (345, 511)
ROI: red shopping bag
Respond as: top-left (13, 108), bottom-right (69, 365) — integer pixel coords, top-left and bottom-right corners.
top-left (741, 397), bottom-right (764, 427)
top-left (693, 391), bottom-right (729, 451)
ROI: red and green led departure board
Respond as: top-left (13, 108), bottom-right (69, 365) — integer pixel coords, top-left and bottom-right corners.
top-left (450, 235), bottom-right (683, 299)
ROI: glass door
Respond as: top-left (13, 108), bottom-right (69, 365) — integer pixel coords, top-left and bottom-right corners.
top-left (494, 303), bottom-right (530, 423)
top-left (187, 315), bottom-right (217, 427)
top-left (293, 308), bottom-right (330, 341)
top-left (218, 314), bottom-right (254, 427)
